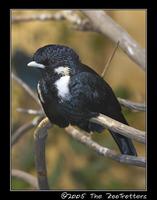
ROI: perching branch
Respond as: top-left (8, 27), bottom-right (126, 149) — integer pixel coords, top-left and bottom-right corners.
top-left (82, 11), bottom-right (146, 71)
top-left (32, 117), bottom-right (145, 190)
top-left (12, 169), bottom-right (38, 189)
top-left (12, 116), bottom-right (43, 146)
top-left (35, 118), bottom-right (145, 168)
top-left (91, 114), bottom-right (145, 144)
top-left (34, 117), bottom-right (52, 190)
top-left (65, 125), bottom-right (145, 168)
top-left (14, 107), bottom-right (146, 144)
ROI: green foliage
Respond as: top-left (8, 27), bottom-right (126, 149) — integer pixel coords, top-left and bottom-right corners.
top-left (105, 180), bottom-right (125, 189)
top-left (18, 137), bottom-right (34, 171)
top-left (57, 23), bottom-right (71, 43)
top-left (69, 135), bottom-right (92, 155)
top-left (88, 34), bottom-right (107, 53)
top-left (12, 177), bottom-right (31, 190)
top-left (49, 153), bottom-right (65, 187)
top-left (115, 86), bottom-right (132, 99)
top-left (71, 159), bottom-right (110, 189)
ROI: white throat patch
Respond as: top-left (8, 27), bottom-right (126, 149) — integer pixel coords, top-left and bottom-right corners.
top-left (55, 75), bottom-right (70, 100)
top-left (54, 66), bottom-right (70, 76)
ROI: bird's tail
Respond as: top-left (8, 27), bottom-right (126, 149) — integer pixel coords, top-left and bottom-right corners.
top-left (78, 113), bottom-right (137, 156)
top-left (109, 113), bottom-right (137, 156)
top-left (88, 113), bottom-right (137, 156)
top-left (109, 130), bottom-right (137, 156)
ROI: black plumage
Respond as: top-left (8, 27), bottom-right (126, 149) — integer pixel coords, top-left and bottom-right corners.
top-left (28, 44), bottom-right (137, 156)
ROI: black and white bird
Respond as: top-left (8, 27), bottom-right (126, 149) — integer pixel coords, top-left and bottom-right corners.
top-left (27, 44), bottom-right (137, 156)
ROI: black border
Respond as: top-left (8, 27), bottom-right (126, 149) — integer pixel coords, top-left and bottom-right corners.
top-left (1, 0), bottom-right (156, 198)
top-left (4, 1), bottom-right (149, 9)
top-left (147, 5), bottom-right (157, 199)
top-left (1, 6), bottom-right (10, 193)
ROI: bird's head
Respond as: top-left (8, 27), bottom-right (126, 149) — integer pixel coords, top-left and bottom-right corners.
top-left (27, 44), bottom-right (80, 76)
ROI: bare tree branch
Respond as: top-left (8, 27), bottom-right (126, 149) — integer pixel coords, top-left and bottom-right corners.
top-left (12, 11), bottom-right (146, 70)
top-left (118, 98), bottom-right (146, 112)
top-left (12, 73), bottom-right (41, 107)
top-left (12, 169), bottom-right (38, 189)
top-left (12, 10), bottom-right (88, 28)
top-left (65, 126), bottom-right (145, 168)
top-left (82, 10), bottom-right (146, 71)
top-left (91, 114), bottom-right (145, 144)
top-left (34, 118), bottom-right (145, 168)
top-left (12, 12), bottom-right (66, 23)
top-left (12, 116), bottom-right (43, 146)
top-left (34, 117), bottom-right (52, 190)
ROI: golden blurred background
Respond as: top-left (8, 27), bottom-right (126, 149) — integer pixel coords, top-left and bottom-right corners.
top-left (11, 10), bottom-right (146, 190)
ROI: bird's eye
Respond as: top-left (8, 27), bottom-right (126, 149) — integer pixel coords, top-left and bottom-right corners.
top-left (42, 59), bottom-right (49, 66)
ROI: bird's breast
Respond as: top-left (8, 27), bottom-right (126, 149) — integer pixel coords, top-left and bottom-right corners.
top-left (54, 75), bottom-right (71, 101)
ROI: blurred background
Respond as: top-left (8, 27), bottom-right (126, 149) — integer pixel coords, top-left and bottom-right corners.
top-left (11, 10), bottom-right (146, 190)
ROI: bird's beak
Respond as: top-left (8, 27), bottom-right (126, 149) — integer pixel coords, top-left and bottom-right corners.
top-left (27, 61), bottom-right (46, 69)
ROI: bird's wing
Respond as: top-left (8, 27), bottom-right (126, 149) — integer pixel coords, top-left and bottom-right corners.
top-left (68, 71), bottom-right (137, 156)
top-left (67, 71), bottom-right (122, 119)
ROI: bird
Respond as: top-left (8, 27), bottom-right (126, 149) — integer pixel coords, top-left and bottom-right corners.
top-left (27, 44), bottom-right (137, 156)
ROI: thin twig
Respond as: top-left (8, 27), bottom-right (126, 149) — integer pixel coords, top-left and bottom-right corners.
top-left (90, 114), bottom-right (145, 144)
top-left (34, 117), bottom-right (52, 190)
top-left (101, 41), bottom-right (120, 78)
top-left (12, 116), bottom-right (43, 146)
top-left (118, 98), bottom-right (146, 112)
top-left (82, 11), bottom-right (145, 70)
top-left (65, 126), bottom-right (145, 168)
top-left (12, 169), bottom-right (38, 189)
top-left (100, 43), bottom-right (146, 112)
top-left (12, 73), bottom-right (41, 107)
